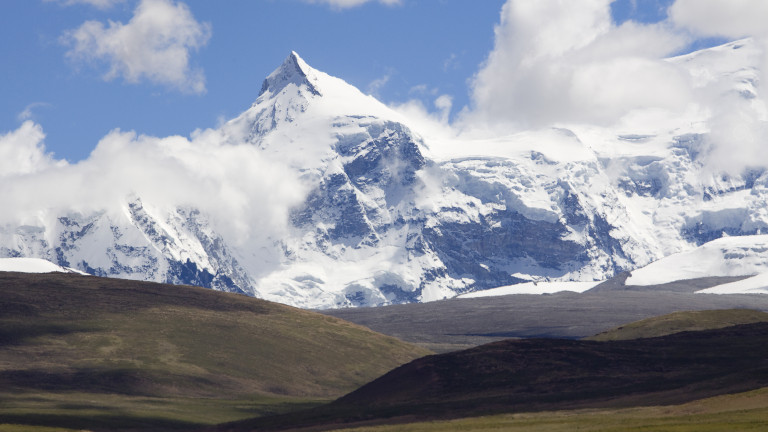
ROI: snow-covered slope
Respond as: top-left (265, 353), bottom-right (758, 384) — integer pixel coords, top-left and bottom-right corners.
top-left (622, 234), bottom-right (768, 295)
top-left (459, 281), bottom-right (600, 298)
top-left (699, 272), bottom-right (768, 295)
top-left (0, 201), bottom-right (255, 295)
top-left (626, 235), bottom-right (768, 285)
top-left (2, 41), bottom-right (768, 308)
top-left (0, 257), bottom-right (85, 274)
top-left (217, 52), bottom-right (665, 307)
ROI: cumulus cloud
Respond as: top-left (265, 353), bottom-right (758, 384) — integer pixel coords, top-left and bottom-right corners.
top-left (62, 0), bottom-right (211, 94)
top-left (0, 121), bottom-right (66, 178)
top-left (456, 0), bottom-right (768, 176)
top-left (303, 0), bottom-right (402, 9)
top-left (668, 0), bottom-right (768, 174)
top-left (703, 98), bottom-right (768, 175)
top-left (434, 94), bottom-right (453, 124)
top-left (668, 0), bottom-right (768, 38)
top-left (0, 122), bottom-right (305, 248)
top-left (669, 0), bottom-right (768, 97)
top-left (464, 0), bottom-right (691, 131)
top-left (390, 95), bottom-right (460, 146)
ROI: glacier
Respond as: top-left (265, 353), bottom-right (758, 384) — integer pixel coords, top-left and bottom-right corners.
top-left (2, 40), bottom-right (768, 308)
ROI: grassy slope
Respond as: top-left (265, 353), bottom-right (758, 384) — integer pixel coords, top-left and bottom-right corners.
top-left (223, 321), bottom-right (768, 431)
top-left (0, 392), bottom-right (325, 431)
top-left (328, 309), bottom-right (768, 432)
top-left (329, 386), bottom-right (768, 432)
top-left (585, 308), bottom-right (768, 341)
top-left (322, 311), bottom-right (768, 432)
top-left (0, 272), bottom-right (430, 430)
top-left (335, 323), bottom-right (768, 412)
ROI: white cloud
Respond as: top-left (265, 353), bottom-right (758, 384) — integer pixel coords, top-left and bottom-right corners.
top-left (434, 94), bottom-right (453, 124)
top-left (390, 96), bottom-right (460, 146)
top-left (464, 0), bottom-right (691, 131)
top-left (703, 98), bottom-right (768, 175)
top-left (367, 73), bottom-right (391, 98)
top-left (408, 84), bottom-right (437, 96)
top-left (46, 0), bottom-right (125, 9)
top-left (667, 1), bottom-right (768, 99)
top-left (0, 121), bottom-right (66, 178)
top-left (458, 0), bottom-right (768, 175)
top-left (389, 88), bottom-right (454, 136)
top-left (62, 0), bottom-right (211, 94)
top-left (17, 102), bottom-right (52, 122)
top-left (0, 122), bottom-right (306, 247)
top-left (667, 0), bottom-right (768, 174)
top-left (443, 53), bottom-right (459, 72)
top-left (303, 0), bottom-right (402, 9)
top-left (668, 0), bottom-right (768, 39)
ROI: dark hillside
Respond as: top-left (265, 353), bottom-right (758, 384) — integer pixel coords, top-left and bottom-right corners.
top-left (338, 323), bottom-right (768, 413)
top-left (221, 323), bottom-right (768, 431)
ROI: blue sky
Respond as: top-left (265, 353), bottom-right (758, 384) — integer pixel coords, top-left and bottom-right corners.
top-left (0, 0), bottom-right (750, 162)
top-left (1, 0), bottom-right (506, 162)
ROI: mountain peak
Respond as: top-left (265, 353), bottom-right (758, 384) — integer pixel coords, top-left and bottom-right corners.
top-left (259, 51), bottom-right (321, 97)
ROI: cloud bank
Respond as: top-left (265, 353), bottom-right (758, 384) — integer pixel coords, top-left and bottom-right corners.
top-left (0, 121), bottom-right (66, 178)
top-left (453, 0), bottom-right (768, 175)
top-left (668, 0), bottom-right (768, 38)
top-left (668, 0), bottom-right (768, 174)
top-left (6, 0), bottom-right (768, 245)
top-left (62, 0), bottom-right (211, 93)
top-left (669, 0), bottom-right (768, 95)
top-left (464, 0), bottom-right (691, 131)
top-left (0, 122), bottom-right (305, 247)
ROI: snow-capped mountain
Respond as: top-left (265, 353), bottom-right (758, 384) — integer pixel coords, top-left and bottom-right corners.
top-left (0, 201), bottom-right (256, 294)
top-left (2, 40), bottom-right (767, 308)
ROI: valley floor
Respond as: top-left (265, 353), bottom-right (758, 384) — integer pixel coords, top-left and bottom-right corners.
top-left (0, 392), bottom-right (327, 431)
top-left (5, 273), bottom-right (768, 432)
top-left (326, 386), bottom-right (768, 432)
top-left (324, 276), bottom-right (768, 350)
top-left (5, 387), bottom-right (768, 432)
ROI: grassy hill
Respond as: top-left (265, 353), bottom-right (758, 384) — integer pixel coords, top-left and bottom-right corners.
top-left (220, 322), bottom-right (768, 431)
top-left (323, 386), bottom-right (768, 432)
top-left (585, 308), bottom-right (768, 341)
top-left (0, 272), bottom-right (430, 430)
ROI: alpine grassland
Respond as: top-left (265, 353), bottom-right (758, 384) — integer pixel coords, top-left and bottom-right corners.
top-left (0, 272), bottom-right (430, 430)
top-left (325, 387), bottom-right (768, 432)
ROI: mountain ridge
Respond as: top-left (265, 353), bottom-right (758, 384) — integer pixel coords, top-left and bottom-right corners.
top-left (2, 40), bottom-right (768, 308)
top-left (260, 51), bottom-right (322, 97)
top-left (216, 322), bottom-right (768, 431)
